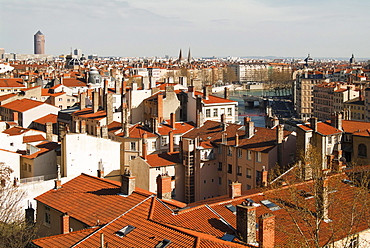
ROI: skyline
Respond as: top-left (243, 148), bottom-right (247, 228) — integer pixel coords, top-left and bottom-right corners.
top-left (1, 0), bottom-right (370, 58)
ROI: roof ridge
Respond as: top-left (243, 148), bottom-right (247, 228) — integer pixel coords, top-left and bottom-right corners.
top-left (71, 194), bottom-right (155, 247)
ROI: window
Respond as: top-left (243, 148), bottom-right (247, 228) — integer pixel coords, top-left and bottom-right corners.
top-left (130, 156), bottom-right (136, 160)
top-left (228, 147), bottom-right (232, 156)
top-left (246, 168), bottom-right (252, 178)
top-left (237, 166), bottom-right (242, 176)
top-left (58, 98), bottom-right (63, 101)
top-left (358, 144), bottom-right (367, 157)
top-left (44, 206), bottom-right (51, 226)
top-left (28, 164), bottom-right (31, 172)
top-left (218, 162), bottom-right (223, 171)
top-left (206, 109), bottom-right (211, 117)
top-left (256, 170), bottom-right (262, 186)
top-left (238, 149), bottom-right (242, 158)
top-left (256, 152), bottom-right (261, 162)
top-left (228, 164), bottom-right (232, 174)
top-left (218, 145), bottom-right (222, 154)
top-left (347, 235), bottom-right (359, 248)
top-left (67, 99), bottom-right (70, 102)
top-left (227, 108), bottom-right (232, 116)
top-left (218, 177), bottom-right (222, 185)
top-left (22, 164), bottom-right (27, 171)
top-left (130, 142), bottom-right (136, 151)
top-left (328, 136), bottom-right (332, 144)
top-left (151, 141), bottom-right (156, 150)
top-left (161, 137), bottom-right (167, 146)
top-left (246, 184), bottom-right (251, 190)
top-left (213, 108), bottom-right (218, 117)
top-left (10, 142), bottom-right (14, 147)
top-left (247, 150), bottom-right (251, 160)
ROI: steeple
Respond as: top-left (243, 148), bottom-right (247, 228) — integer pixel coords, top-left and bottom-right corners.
top-left (187, 48), bottom-right (191, 63)
top-left (178, 49), bottom-right (183, 62)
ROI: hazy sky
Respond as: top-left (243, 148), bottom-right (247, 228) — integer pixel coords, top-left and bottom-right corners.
top-left (1, 0), bottom-right (370, 58)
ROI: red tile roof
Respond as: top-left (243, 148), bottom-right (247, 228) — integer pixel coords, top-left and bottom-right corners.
top-left (62, 78), bottom-right (87, 87)
top-left (3, 126), bottom-right (29, 136)
top-left (0, 78), bottom-right (25, 88)
top-left (145, 152), bottom-right (180, 167)
top-left (23, 134), bottom-right (45, 143)
top-left (341, 120), bottom-right (370, 134)
top-left (1, 98), bottom-right (45, 112)
top-left (298, 122), bottom-right (342, 136)
top-left (33, 113), bottom-right (58, 125)
top-left (72, 108), bottom-right (106, 121)
top-left (0, 93), bottom-right (16, 102)
top-left (193, 91), bottom-right (237, 104)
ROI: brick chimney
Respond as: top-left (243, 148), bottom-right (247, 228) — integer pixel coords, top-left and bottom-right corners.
top-left (170, 112), bottom-right (176, 129)
top-left (46, 122), bottom-right (53, 141)
top-left (13, 112), bottom-right (18, 125)
top-left (244, 117), bottom-right (254, 139)
top-left (237, 201), bottom-right (257, 244)
top-left (310, 117), bottom-right (318, 132)
top-left (121, 170), bottom-right (135, 195)
top-left (106, 93), bottom-right (113, 125)
top-left (142, 132), bottom-right (148, 160)
top-left (168, 131), bottom-right (174, 153)
top-left (61, 213), bottom-right (69, 234)
top-left (229, 181), bottom-right (241, 199)
top-left (152, 117), bottom-right (158, 133)
top-left (262, 166), bottom-right (268, 187)
top-left (157, 93), bottom-right (163, 123)
top-left (258, 213), bottom-right (275, 248)
top-left (156, 173), bottom-right (172, 200)
top-left (80, 91), bottom-right (86, 109)
top-left (203, 85), bottom-right (209, 100)
top-left (93, 90), bottom-right (99, 113)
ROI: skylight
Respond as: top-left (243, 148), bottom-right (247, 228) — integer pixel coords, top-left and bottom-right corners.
top-left (155, 239), bottom-right (172, 248)
top-left (246, 198), bottom-right (261, 207)
top-left (115, 225), bottom-right (136, 237)
top-left (221, 233), bottom-right (235, 242)
top-left (260, 200), bottom-right (281, 211)
top-left (225, 204), bottom-right (236, 214)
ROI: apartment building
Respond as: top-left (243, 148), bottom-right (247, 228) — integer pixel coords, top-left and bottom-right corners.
top-left (181, 116), bottom-right (296, 203)
top-left (313, 82), bottom-right (358, 121)
top-left (0, 78), bottom-right (26, 96)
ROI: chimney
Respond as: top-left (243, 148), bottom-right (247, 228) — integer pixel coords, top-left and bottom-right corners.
top-left (237, 201), bottom-right (257, 244)
top-left (310, 117), bottom-right (318, 132)
top-left (156, 173), bottom-right (172, 200)
top-left (80, 92), bottom-right (86, 109)
top-left (54, 164), bottom-right (62, 189)
top-left (152, 117), bottom-right (158, 134)
top-left (235, 133), bottom-right (239, 147)
top-left (224, 87), bottom-right (230, 99)
top-left (188, 85), bottom-right (195, 97)
top-left (316, 177), bottom-right (329, 222)
top-left (157, 93), bottom-right (163, 123)
top-left (80, 120), bottom-right (86, 133)
top-left (13, 112), bottom-right (18, 125)
top-left (93, 90), bottom-right (99, 113)
top-left (336, 112), bottom-right (342, 131)
top-left (347, 86), bottom-right (351, 101)
top-left (100, 233), bottom-right (105, 248)
top-left (121, 170), bottom-right (135, 195)
top-left (262, 166), bottom-right (268, 187)
top-left (25, 202), bottom-right (35, 225)
top-left (258, 213), bottom-right (275, 248)
top-left (221, 113), bottom-right (226, 125)
top-left (277, 124), bottom-right (284, 144)
top-left (142, 132), bottom-right (148, 160)
top-left (229, 181), bottom-right (242, 199)
top-left (196, 109), bottom-right (201, 128)
top-left (46, 122), bottom-right (53, 141)
top-left (170, 112), bottom-right (175, 129)
top-left (272, 116), bottom-right (279, 127)
top-left (244, 117), bottom-right (254, 139)
top-left (222, 132), bottom-right (227, 144)
top-left (106, 93), bottom-right (113, 125)
top-left (168, 131), bottom-right (174, 153)
top-left (61, 213), bottom-right (70, 234)
top-left (203, 85), bottom-right (209, 100)
top-left (97, 159), bottom-right (104, 178)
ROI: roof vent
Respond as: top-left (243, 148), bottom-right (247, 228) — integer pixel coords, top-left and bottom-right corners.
top-left (115, 225), bottom-right (136, 237)
top-left (260, 200), bottom-right (281, 211)
top-left (155, 239), bottom-right (172, 248)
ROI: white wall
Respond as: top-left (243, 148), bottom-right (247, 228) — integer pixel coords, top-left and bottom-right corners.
top-left (63, 133), bottom-right (121, 179)
top-left (0, 149), bottom-right (21, 180)
top-left (23, 104), bottom-right (60, 128)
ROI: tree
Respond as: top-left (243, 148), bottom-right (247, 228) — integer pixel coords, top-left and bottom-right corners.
top-left (268, 146), bottom-right (370, 248)
top-left (0, 162), bottom-right (38, 248)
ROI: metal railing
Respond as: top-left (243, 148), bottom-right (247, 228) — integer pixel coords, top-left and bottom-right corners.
top-left (20, 174), bottom-right (57, 184)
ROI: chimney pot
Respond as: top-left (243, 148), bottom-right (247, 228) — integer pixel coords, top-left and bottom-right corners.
top-left (61, 213), bottom-right (70, 234)
top-left (121, 171), bottom-right (135, 195)
top-left (156, 174), bottom-right (172, 200)
top-left (229, 181), bottom-right (242, 199)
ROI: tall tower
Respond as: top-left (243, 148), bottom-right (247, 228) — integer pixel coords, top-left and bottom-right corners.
top-left (34, 30), bottom-right (45, 54)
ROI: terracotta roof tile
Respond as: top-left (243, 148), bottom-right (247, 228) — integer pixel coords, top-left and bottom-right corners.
top-left (145, 152), bottom-right (180, 167)
top-left (3, 126), bottom-right (29, 136)
top-left (0, 78), bottom-right (25, 88)
top-left (1, 98), bottom-right (45, 112)
top-left (23, 134), bottom-right (45, 143)
top-left (33, 113), bottom-right (58, 125)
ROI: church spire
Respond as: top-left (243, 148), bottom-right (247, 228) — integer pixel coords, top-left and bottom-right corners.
top-left (187, 48), bottom-right (191, 63)
top-left (178, 49), bottom-right (183, 62)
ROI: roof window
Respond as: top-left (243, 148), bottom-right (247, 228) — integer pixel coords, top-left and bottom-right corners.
top-left (155, 239), bottom-right (172, 248)
top-left (221, 233), bottom-right (235, 242)
top-left (225, 204), bottom-right (236, 214)
top-left (260, 200), bottom-right (281, 211)
top-left (115, 225), bottom-right (136, 237)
